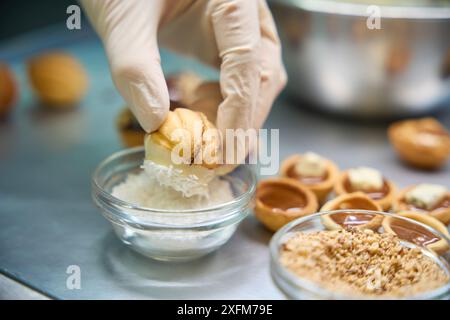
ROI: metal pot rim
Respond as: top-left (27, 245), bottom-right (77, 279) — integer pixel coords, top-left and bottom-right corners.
top-left (271, 0), bottom-right (450, 19)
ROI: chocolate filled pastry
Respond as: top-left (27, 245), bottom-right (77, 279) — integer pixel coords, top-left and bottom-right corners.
top-left (116, 108), bottom-right (146, 147)
top-left (393, 184), bottom-right (450, 225)
top-left (320, 192), bottom-right (383, 230)
top-left (255, 178), bottom-right (318, 232)
top-left (382, 211), bottom-right (450, 256)
top-left (280, 152), bottom-right (339, 204)
top-left (388, 117), bottom-right (450, 170)
top-left (334, 167), bottom-right (396, 211)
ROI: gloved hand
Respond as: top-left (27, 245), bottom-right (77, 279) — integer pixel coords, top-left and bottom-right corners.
top-left (81, 0), bottom-right (286, 133)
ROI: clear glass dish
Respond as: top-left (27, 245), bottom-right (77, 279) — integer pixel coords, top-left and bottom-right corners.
top-left (92, 147), bottom-right (256, 262)
top-left (270, 210), bottom-right (450, 299)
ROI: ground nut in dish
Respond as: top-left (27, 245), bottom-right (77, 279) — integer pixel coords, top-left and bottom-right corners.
top-left (280, 228), bottom-right (449, 298)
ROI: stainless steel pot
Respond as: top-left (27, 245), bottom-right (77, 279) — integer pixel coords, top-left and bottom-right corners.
top-left (270, 0), bottom-right (450, 117)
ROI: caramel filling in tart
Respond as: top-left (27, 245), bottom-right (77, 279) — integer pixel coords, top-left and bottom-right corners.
top-left (344, 178), bottom-right (389, 200)
top-left (389, 219), bottom-right (440, 247)
top-left (287, 164), bottom-right (328, 184)
top-left (259, 183), bottom-right (307, 213)
top-left (330, 212), bottom-right (377, 227)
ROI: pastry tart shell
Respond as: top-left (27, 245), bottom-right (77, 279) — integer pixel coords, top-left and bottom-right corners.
top-left (280, 154), bottom-right (339, 204)
top-left (320, 192), bottom-right (383, 230)
top-left (393, 186), bottom-right (450, 225)
top-left (334, 171), bottom-right (396, 211)
top-left (254, 178), bottom-right (318, 232)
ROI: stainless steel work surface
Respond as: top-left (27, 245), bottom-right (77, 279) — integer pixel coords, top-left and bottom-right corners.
top-left (0, 26), bottom-right (449, 300)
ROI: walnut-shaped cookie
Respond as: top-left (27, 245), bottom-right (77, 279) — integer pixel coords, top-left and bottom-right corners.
top-left (388, 117), bottom-right (450, 170)
top-left (143, 108), bottom-right (236, 197)
top-left (280, 152), bottom-right (339, 204)
top-left (334, 167), bottom-right (396, 211)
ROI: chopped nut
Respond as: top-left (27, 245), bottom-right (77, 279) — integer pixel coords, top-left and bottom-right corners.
top-left (280, 228), bottom-right (448, 298)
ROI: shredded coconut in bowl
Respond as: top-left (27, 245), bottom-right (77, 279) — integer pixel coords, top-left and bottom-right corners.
top-left (110, 169), bottom-right (237, 253)
top-left (111, 169), bottom-right (234, 211)
top-left (141, 160), bottom-right (218, 197)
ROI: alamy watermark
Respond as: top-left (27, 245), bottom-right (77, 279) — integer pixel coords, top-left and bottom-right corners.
top-left (66, 4), bottom-right (81, 30)
top-left (168, 127), bottom-right (280, 176)
top-left (366, 5), bottom-right (381, 30)
top-left (66, 265), bottom-right (81, 290)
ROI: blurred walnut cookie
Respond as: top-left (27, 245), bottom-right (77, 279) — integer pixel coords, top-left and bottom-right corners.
top-left (393, 184), bottom-right (450, 225)
top-left (27, 52), bottom-right (88, 108)
top-left (388, 117), bottom-right (450, 170)
top-left (320, 192), bottom-right (383, 230)
top-left (0, 63), bottom-right (17, 118)
top-left (334, 167), bottom-right (396, 211)
top-left (280, 152), bottom-right (339, 204)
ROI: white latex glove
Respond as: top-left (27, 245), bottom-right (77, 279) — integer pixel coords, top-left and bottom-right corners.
top-left (81, 0), bottom-right (286, 133)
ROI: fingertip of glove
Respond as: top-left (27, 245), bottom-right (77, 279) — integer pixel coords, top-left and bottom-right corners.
top-left (127, 84), bottom-right (168, 132)
top-left (113, 68), bottom-right (170, 133)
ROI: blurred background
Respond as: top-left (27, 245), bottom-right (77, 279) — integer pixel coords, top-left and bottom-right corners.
top-left (0, 0), bottom-right (449, 300)
top-left (0, 0), bottom-right (75, 40)
top-left (271, 0), bottom-right (450, 117)
top-left (1, 0), bottom-right (449, 124)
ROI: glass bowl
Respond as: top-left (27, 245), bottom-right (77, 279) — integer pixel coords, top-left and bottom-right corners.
top-left (92, 147), bottom-right (256, 262)
top-left (270, 210), bottom-right (450, 300)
